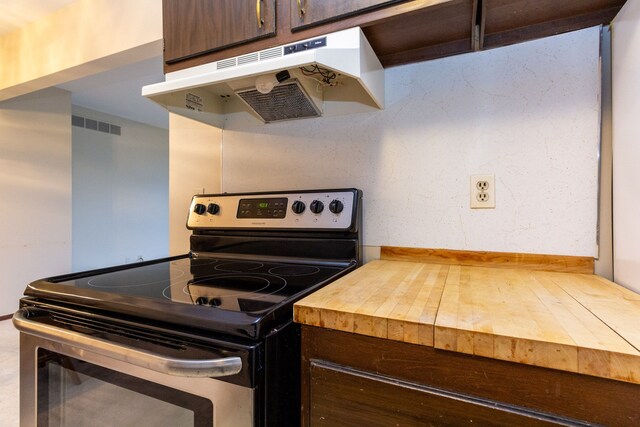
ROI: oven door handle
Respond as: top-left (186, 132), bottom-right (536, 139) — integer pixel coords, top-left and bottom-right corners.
top-left (13, 309), bottom-right (242, 378)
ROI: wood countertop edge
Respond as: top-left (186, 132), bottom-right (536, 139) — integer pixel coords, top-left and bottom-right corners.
top-left (294, 304), bottom-right (436, 346)
top-left (577, 347), bottom-right (640, 384)
top-left (434, 325), bottom-right (579, 373)
top-left (433, 325), bottom-right (640, 384)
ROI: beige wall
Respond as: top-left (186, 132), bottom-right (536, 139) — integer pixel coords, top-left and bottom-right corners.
top-left (0, 0), bottom-right (162, 101)
top-left (169, 113), bottom-right (222, 255)
top-left (0, 88), bottom-right (72, 315)
top-left (612, 1), bottom-right (640, 292)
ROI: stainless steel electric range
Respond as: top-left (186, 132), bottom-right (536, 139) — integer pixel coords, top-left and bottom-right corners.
top-left (13, 188), bottom-right (362, 427)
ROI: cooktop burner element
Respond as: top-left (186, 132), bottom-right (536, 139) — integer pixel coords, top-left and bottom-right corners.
top-left (268, 265), bottom-right (321, 276)
top-left (182, 257), bottom-right (218, 267)
top-left (179, 273), bottom-right (288, 312)
top-left (87, 264), bottom-right (184, 288)
top-left (215, 261), bottom-right (264, 272)
top-left (188, 274), bottom-right (278, 296)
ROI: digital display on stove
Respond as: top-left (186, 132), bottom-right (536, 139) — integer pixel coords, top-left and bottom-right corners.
top-left (237, 198), bottom-right (287, 219)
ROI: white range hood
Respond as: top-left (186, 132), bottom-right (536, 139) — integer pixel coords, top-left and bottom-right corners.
top-left (142, 27), bottom-right (384, 126)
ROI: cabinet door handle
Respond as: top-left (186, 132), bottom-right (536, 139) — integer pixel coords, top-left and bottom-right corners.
top-left (256, 0), bottom-right (264, 29)
top-left (297, 0), bottom-right (306, 18)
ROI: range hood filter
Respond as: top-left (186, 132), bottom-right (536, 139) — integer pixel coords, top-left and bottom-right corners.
top-left (235, 80), bottom-right (321, 123)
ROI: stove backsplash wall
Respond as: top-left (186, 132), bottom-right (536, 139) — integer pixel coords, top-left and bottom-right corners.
top-left (220, 27), bottom-right (600, 257)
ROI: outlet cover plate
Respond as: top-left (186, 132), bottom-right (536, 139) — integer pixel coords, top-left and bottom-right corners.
top-left (470, 174), bottom-right (495, 209)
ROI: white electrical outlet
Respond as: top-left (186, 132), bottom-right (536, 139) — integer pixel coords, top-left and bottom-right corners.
top-left (470, 174), bottom-right (495, 209)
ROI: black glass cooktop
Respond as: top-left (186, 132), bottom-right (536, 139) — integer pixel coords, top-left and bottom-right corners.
top-left (60, 257), bottom-right (341, 311)
top-left (26, 255), bottom-right (353, 339)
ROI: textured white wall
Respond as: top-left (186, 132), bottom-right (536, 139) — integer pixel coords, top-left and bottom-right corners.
top-left (72, 106), bottom-right (169, 271)
top-left (169, 113), bottom-right (223, 255)
top-left (0, 88), bottom-right (72, 315)
top-left (221, 28), bottom-right (601, 256)
top-left (612, 1), bottom-right (640, 292)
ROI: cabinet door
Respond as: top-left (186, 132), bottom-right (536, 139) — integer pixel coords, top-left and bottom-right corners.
top-left (164, 0), bottom-right (276, 64)
top-left (291, 0), bottom-right (410, 30)
top-left (309, 362), bottom-right (572, 426)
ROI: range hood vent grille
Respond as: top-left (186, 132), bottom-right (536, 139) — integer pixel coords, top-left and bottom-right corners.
top-left (236, 80), bottom-right (321, 123)
top-left (259, 47), bottom-right (282, 61)
top-left (238, 52), bottom-right (259, 66)
top-left (217, 58), bottom-right (236, 70)
top-left (216, 47), bottom-right (283, 71)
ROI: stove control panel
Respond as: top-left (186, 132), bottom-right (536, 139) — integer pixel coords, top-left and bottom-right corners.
top-left (187, 189), bottom-right (358, 230)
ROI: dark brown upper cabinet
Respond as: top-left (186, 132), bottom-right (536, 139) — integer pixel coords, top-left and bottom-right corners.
top-left (290, 0), bottom-right (410, 31)
top-left (163, 0), bottom-right (277, 64)
top-left (162, 0), bottom-right (627, 73)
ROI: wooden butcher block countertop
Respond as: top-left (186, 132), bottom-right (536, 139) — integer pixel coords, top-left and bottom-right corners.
top-left (294, 254), bottom-right (640, 385)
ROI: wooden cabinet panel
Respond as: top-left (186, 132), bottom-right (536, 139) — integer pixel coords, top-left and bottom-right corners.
top-left (301, 326), bottom-right (640, 426)
top-left (481, 0), bottom-right (626, 49)
top-left (361, 0), bottom-right (474, 67)
top-left (163, 0), bottom-right (276, 64)
top-left (291, 0), bottom-right (411, 31)
top-left (310, 361), bottom-right (565, 426)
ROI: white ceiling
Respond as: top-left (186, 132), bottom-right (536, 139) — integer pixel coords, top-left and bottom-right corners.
top-left (0, 0), bottom-right (76, 35)
top-left (2, 0), bottom-right (168, 129)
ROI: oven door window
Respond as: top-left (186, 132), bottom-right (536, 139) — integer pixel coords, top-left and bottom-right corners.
top-left (37, 349), bottom-right (213, 427)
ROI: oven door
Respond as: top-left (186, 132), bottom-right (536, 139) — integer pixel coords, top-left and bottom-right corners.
top-left (14, 308), bottom-right (256, 427)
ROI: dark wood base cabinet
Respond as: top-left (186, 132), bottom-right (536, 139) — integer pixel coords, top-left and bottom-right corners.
top-left (301, 326), bottom-right (640, 426)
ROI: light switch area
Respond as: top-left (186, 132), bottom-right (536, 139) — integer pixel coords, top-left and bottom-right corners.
top-left (471, 174), bottom-right (496, 209)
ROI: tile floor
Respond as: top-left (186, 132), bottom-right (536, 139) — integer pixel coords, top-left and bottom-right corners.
top-left (0, 319), bottom-right (19, 427)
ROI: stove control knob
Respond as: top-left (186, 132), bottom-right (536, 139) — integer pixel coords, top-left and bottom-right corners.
top-left (329, 200), bottom-right (344, 214)
top-left (309, 200), bottom-right (324, 214)
top-left (193, 203), bottom-right (207, 215)
top-left (195, 296), bottom-right (208, 305)
top-left (291, 200), bottom-right (306, 214)
top-left (207, 203), bottom-right (220, 215)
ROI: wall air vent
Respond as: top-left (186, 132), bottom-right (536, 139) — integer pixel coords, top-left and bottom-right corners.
top-left (72, 115), bottom-right (121, 135)
top-left (85, 118), bottom-right (98, 130)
